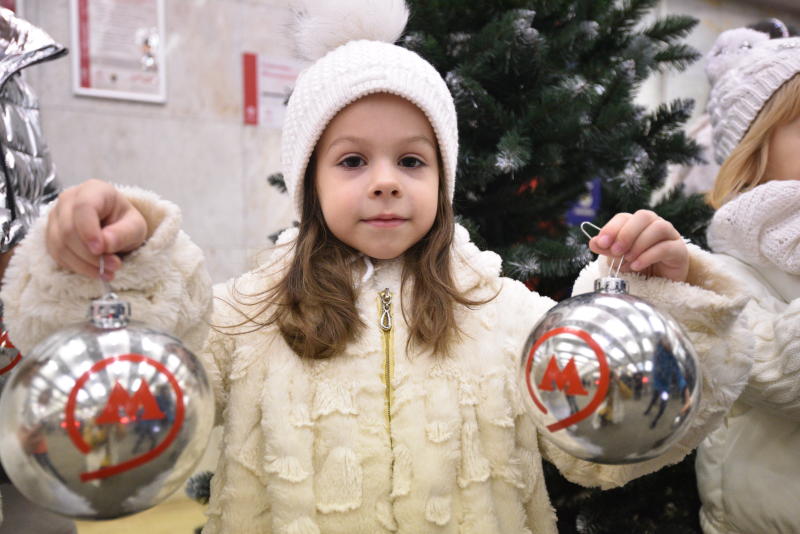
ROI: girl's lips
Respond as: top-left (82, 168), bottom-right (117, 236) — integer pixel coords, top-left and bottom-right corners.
top-left (363, 218), bottom-right (407, 228)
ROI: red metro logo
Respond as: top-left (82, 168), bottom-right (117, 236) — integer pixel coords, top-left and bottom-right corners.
top-left (95, 381), bottom-right (166, 425)
top-left (525, 327), bottom-right (610, 432)
top-left (0, 327), bottom-right (22, 375)
top-left (538, 356), bottom-right (589, 396)
top-left (65, 354), bottom-right (185, 482)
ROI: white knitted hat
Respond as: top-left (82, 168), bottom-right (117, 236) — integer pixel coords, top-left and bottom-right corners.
top-left (705, 28), bottom-right (800, 165)
top-left (280, 0), bottom-right (458, 219)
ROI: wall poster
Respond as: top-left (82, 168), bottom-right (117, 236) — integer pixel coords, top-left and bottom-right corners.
top-left (70, 0), bottom-right (166, 103)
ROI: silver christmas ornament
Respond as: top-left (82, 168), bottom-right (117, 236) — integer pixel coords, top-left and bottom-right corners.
top-left (519, 275), bottom-right (701, 464)
top-left (0, 289), bottom-right (214, 519)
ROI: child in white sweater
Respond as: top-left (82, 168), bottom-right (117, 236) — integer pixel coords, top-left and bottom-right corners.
top-left (697, 26), bottom-right (800, 534)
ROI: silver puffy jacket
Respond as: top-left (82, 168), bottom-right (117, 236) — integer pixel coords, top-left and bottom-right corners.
top-left (0, 9), bottom-right (66, 493)
top-left (0, 8), bottom-right (65, 254)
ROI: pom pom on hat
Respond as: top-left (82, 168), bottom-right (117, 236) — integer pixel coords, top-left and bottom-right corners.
top-left (704, 28), bottom-right (769, 87)
top-left (705, 28), bottom-right (800, 164)
top-left (292, 0), bottom-right (410, 62)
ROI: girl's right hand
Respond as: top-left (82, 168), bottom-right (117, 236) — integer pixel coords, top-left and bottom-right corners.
top-left (46, 179), bottom-right (148, 281)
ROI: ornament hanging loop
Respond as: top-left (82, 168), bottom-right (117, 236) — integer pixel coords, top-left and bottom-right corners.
top-left (92, 256), bottom-right (130, 329)
top-left (608, 256), bottom-right (624, 279)
top-left (580, 221), bottom-right (624, 278)
top-left (579, 221), bottom-right (602, 241)
top-left (98, 255), bottom-right (114, 297)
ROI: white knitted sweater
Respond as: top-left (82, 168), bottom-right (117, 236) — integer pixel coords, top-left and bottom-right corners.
top-left (708, 180), bottom-right (800, 276)
top-left (697, 180), bottom-right (800, 534)
top-left (1, 188), bottom-right (751, 534)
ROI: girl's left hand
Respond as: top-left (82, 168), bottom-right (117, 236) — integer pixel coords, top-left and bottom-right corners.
top-left (588, 210), bottom-right (689, 283)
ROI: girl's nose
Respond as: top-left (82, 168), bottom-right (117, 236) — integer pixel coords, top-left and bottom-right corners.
top-left (369, 166), bottom-right (402, 198)
top-left (370, 183), bottom-right (401, 198)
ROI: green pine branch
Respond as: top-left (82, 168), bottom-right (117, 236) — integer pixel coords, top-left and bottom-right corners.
top-left (646, 99), bottom-right (695, 138)
top-left (267, 172), bottom-right (286, 193)
top-left (643, 14), bottom-right (698, 43)
top-left (505, 237), bottom-right (594, 280)
top-left (653, 43), bottom-right (701, 71)
top-left (610, 0), bottom-right (660, 33)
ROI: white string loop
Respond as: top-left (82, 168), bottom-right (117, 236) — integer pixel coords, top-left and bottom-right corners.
top-left (98, 256), bottom-right (114, 295)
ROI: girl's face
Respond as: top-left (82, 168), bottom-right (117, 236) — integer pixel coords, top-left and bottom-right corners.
top-left (765, 114), bottom-right (800, 182)
top-left (314, 93), bottom-right (440, 260)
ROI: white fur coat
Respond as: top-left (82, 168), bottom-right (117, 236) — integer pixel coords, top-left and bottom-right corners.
top-left (1, 187), bottom-right (751, 534)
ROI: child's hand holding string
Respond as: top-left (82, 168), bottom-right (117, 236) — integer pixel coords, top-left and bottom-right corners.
top-left (46, 179), bottom-right (148, 282)
top-left (588, 210), bottom-right (689, 283)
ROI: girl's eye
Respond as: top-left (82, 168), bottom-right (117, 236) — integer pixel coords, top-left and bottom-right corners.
top-left (400, 156), bottom-right (424, 168)
top-left (339, 156), bottom-right (365, 168)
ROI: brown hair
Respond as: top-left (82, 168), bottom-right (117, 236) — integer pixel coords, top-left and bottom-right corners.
top-left (221, 155), bottom-right (492, 359)
top-left (707, 74), bottom-right (800, 209)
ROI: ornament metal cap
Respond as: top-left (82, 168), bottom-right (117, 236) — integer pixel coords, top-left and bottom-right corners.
top-left (90, 256), bottom-right (131, 329)
top-left (89, 292), bottom-right (131, 329)
top-left (594, 276), bottom-right (628, 294)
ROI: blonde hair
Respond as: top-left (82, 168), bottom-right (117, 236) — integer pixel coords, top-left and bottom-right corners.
top-left (707, 74), bottom-right (800, 209)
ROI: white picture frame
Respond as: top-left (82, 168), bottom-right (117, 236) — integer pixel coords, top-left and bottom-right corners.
top-left (69, 0), bottom-right (167, 103)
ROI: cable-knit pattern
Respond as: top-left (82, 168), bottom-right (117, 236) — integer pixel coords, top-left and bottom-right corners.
top-left (707, 181), bottom-right (800, 418)
top-left (708, 180), bottom-right (800, 276)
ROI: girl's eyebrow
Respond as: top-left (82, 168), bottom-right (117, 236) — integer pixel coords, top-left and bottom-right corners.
top-left (324, 135), bottom-right (436, 155)
top-left (402, 135), bottom-right (437, 149)
top-left (325, 135), bottom-right (364, 155)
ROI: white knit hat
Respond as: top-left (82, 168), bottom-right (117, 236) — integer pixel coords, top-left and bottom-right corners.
top-left (705, 28), bottom-right (800, 164)
top-left (280, 0), bottom-right (458, 219)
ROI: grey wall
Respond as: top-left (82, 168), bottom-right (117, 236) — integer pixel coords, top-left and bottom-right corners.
top-left (23, 0), bottom-right (297, 283)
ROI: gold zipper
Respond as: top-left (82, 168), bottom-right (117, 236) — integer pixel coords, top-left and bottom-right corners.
top-left (378, 288), bottom-right (394, 442)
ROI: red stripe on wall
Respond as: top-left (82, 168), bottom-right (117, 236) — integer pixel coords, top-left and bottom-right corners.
top-left (243, 53), bottom-right (259, 125)
top-left (78, 0), bottom-right (91, 88)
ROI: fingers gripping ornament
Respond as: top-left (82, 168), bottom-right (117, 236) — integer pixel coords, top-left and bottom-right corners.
top-left (0, 260), bottom-right (214, 519)
top-left (519, 223), bottom-right (700, 464)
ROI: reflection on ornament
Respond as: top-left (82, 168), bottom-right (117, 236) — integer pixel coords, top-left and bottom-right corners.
top-left (519, 276), bottom-right (700, 464)
top-left (0, 291), bottom-right (214, 519)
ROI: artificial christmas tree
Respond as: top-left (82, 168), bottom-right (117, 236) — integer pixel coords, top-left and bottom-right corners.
top-left (399, 1), bottom-right (709, 531)
top-left (400, 0), bottom-right (711, 300)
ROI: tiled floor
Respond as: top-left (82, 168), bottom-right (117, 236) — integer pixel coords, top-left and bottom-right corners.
top-left (75, 497), bottom-right (206, 534)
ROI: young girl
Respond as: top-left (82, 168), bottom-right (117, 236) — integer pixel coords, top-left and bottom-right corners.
top-left (697, 27), bottom-right (800, 534)
top-left (2, 3), bottom-right (751, 533)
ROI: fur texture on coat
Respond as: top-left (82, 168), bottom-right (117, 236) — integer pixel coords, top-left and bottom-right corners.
top-left (1, 187), bottom-right (752, 534)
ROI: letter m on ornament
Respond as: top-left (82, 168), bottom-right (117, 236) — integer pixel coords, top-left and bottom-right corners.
top-left (538, 356), bottom-right (589, 396)
top-left (96, 380), bottom-right (166, 424)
